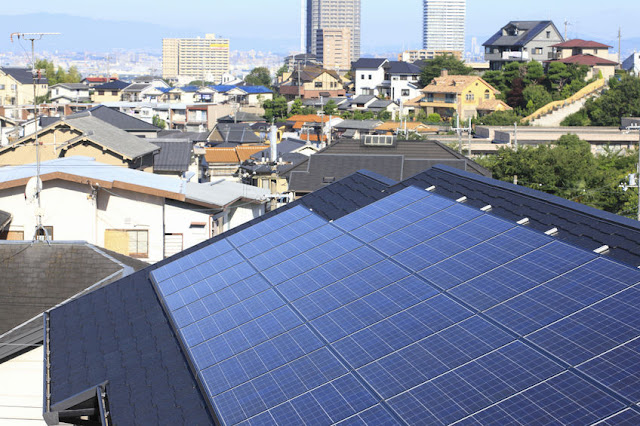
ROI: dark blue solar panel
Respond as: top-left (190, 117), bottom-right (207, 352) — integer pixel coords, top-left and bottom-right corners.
top-left (149, 186), bottom-right (640, 425)
top-left (595, 409), bottom-right (640, 425)
top-left (458, 372), bottom-right (625, 425)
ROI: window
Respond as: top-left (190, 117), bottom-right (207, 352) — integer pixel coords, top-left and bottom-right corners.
top-left (35, 226), bottom-right (53, 241)
top-left (361, 74), bottom-right (365, 79)
top-left (98, 90), bottom-right (105, 96)
top-left (315, 81), bottom-right (323, 88)
top-left (105, 229), bottom-right (149, 258)
top-left (465, 92), bottom-right (475, 101)
top-left (111, 90), bottom-right (118, 95)
top-left (0, 84), bottom-right (4, 90)
top-left (401, 89), bottom-right (410, 97)
top-left (11, 84), bottom-right (16, 90)
top-left (546, 31), bottom-right (551, 39)
top-left (533, 48), bottom-right (543, 55)
top-left (484, 89), bottom-right (490, 100)
top-left (368, 74), bottom-right (372, 80)
top-left (400, 75), bottom-right (407, 80)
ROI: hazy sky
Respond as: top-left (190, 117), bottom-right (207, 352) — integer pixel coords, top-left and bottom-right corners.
top-left (2, 0), bottom-right (638, 53)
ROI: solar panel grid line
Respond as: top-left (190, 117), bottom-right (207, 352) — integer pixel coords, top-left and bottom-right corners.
top-left (338, 205), bottom-right (640, 422)
top-left (592, 408), bottom-right (640, 425)
top-left (225, 230), bottom-right (407, 426)
top-left (575, 334), bottom-right (640, 372)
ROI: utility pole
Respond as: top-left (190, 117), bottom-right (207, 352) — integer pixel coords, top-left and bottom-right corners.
top-left (10, 32), bottom-right (60, 239)
top-left (514, 121), bottom-right (519, 150)
top-left (564, 20), bottom-right (571, 40)
top-left (618, 28), bottom-right (622, 64)
top-left (451, 114), bottom-right (471, 155)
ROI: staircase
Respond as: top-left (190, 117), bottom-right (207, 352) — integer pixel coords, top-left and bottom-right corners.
top-left (522, 78), bottom-right (606, 127)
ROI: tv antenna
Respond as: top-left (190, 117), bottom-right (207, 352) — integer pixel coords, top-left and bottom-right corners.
top-left (563, 20), bottom-right (571, 40)
top-left (10, 32), bottom-right (60, 240)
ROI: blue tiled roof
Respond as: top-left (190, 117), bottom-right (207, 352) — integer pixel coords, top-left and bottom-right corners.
top-left (241, 85), bottom-right (273, 94)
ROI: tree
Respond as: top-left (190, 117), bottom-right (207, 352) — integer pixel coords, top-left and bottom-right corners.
top-left (427, 113), bottom-right (441, 123)
top-left (323, 100), bottom-right (338, 115)
top-left (569, 74), bottom-right (640, 126)
top-left (290, 98), bottom-right (304, 115)
top-left (506, 78), bottom-right (526, 110)
top-left (34, 59), bottom-right (82, 86)
top-left (378, 111), bottom-right (392, 121)
top-left (152, 115), bottom-right (166, 130)
top-left (473, 110), bottom-right (522, 126)
top-left (188, 80), bottom-right (216, 86)
top-left (482, 71), bottom-right (508, 96)
top-left (263, 96), bottom-right (288, 122)
top-left (503, 62), bottom-right (525, 86)
top-left (245, 67), bottom-right (272, 87)
top-left (523, 61), bottom-right (545, 86)
top-left (522, 84), bottom-right (553, 114)
top-left (418, 54), bottom-right (473, 87)
top-left (547, 62), bottom-right (572, 93)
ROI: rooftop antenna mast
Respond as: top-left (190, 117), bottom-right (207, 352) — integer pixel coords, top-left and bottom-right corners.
top-left (10, 32), bottom-right (60, 240)
top-left (563, 20), bottom-right (571, 40)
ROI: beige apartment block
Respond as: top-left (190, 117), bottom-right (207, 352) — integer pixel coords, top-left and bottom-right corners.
top-left (398, 49), bottom-right (463, 62)
top-left (162, 34), bottom-right (230, 83)
top-left (317, 28), bottom-right (352, 72)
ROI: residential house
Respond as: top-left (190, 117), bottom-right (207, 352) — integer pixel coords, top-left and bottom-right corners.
top-left (203, 145), bottom-right (268, 181)
top-left (152, 140), bottom-right (196, 179)
top-left (122, 80), bottom-right (170, 102)
top-left (548, 54), bottom-right (619, 80)
top-left (0, 241), bottom-right (147, 425)
top-left (49, 83), bottom-right (91, 104)
top-left (352, 59), bottom-right (421, 103)
top-left (0, 67), bottom-right (48, 106)
top-left (81, 76), bottom-right (117, 87)
top-left (286, 136), bottom-right (490, 197)
top-left (623, 52), bottom-right (640, 75)
top-left (0, 113), bottom-right (159, 170)
top-left (551, 39), bottom-right (615, 61)
top-left (43, 163), bottom-right (640, 425)
top-left (217, 111), bottom-right (264, 124)
top-left (278, 66), bottom-right (345, 100)
top-left (407, 70), bottom-right (507, 121)
top-left (210, 85), bottom-right (273, 105)
top-left (91, 80), bottom-right (130, 103)
top-left (0, 156), bottom-right (269, 262)
top-left (333, 119), bottom-right (383, 139)
top-left (40, 105), bottom-right (161, 138)
top-left (302, 96), bottom-right (349, 111)
top-left (483, 21), bottom-right (564, 70)
top-left (208, 122), bottom-right (264, 146)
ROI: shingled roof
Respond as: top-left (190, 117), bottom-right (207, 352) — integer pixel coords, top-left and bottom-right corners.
top-left (0, 242), bottom-right (147, 362)
top-left (483, 21), bottom-right (559, 47)
top-left (0, 67), bottom-right (48, 85)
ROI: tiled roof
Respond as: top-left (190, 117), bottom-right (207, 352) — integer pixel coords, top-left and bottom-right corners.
top-left (152, 141), bottom-right (193, 172)
top-left (384, 61), bottom-right (422, 74)
top-left (552, 54), bottom-right (619, 66)
top-left (333, 120), bottom-right (383, 130)
top-left (483, 21), bottom-right (556, 47)
top-left (93, 80), bottom-right (130, 90)
top-left (0, 67), bottom-right (48, 85)
top-left (205, 146), bottom-right (268, 163)
top-left (43, 105), bottom-right (160, 133)
top-left (287, 114), bottom-right (331, 123)
top-left (551, 39), bottom-right (612, 49)
top-left (375, 122), bottom-right (438, 132)
top-left (213, 123), bottom-right (263, 144)
top-left (421, 75), bottom-right (488, 94)
top-left (351, 58), bottom-right (388, 69)
top-left (477, 99), bottom-right (513, 111)
top-left (0, 241), bottom-right (147, 361)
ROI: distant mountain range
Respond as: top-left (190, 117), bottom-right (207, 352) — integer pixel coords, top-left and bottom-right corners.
top-left (0, 13), bottom-right (299, 54)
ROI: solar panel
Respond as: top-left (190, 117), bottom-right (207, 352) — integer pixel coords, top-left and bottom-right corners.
top-left (150, 186), bottom-right (640, 425)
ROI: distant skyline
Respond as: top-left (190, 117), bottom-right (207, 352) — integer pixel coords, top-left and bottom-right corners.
top-left (1, 1), bottom-right (639, 55)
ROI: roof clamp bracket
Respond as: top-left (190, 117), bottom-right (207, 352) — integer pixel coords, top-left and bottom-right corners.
top-left (544, 227), bottom-right (559, 236)
top-left (426, 186), bottom-right (436, 192)
top-left (593, 245), bottom-right (610, 255)
top-left (456, 196), bottom-right (467, 203)
top-left (480, 205), bottom-right (492, 212)
top-left (517, 218), bottom-right (530, 225)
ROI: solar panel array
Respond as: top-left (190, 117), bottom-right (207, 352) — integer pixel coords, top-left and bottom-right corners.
top-left (151, 186), bottom-right (640, 425)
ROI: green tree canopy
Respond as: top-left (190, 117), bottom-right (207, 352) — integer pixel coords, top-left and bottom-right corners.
top-left (323, 100), bottom-right (338, 115)
top-left (263, 96), bottom-right (288, 122)
top-left (245, 67), bottom-right (272, 87)
top-left (473, 110), bottom-right (522, 126)
top-left (522, 84), bottom-right (553, 114)
top-left (418, 54), bottom-right (473, 87)
top-left (35, 59), bottom-right (82, 86)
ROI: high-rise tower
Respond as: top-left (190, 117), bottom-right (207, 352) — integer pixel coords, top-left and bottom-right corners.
top-left (306, 0), bottom-right (361, 65)
top-left (423, 0), bottom-right (466, 53)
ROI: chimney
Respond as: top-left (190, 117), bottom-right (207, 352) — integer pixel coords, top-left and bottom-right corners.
top-left (269, 125), bottom-right (278, 162)
top-left (441, 69), bottom-right (449, 77)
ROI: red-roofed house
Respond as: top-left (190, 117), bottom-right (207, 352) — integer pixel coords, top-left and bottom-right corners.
top-left (551, 39), bottom-right (614, 61)
top-left (548, 54), bottom-right (618, 80)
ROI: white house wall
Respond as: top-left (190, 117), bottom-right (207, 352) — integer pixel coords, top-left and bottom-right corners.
top-left (164, 201), bottom-right (215, 252)
top-left (0, 347), bottom-right (47, 425)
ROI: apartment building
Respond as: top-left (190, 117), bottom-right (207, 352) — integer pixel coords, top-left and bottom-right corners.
top-left (423, 0), bottom-right (466, 53)
top-left (162, 34), bottom-right (230, 83)
top-left (307, 0), bottom-right (361, 64)
top-left (398, 49), bottom-right (463, 62)
top-left (316, 28), bottom-right (352, 71)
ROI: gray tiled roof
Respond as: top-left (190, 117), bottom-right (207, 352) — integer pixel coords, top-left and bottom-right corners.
top-left (286, 138), bottom-right (490, 193)
top-left (122, 83), bottom-right (151, 92)
top-left (62, 114), bottom-right (160, 159)
top-left (42, 105), bottom-right (160, 133)
top-left (152, 141), bottom-right (193, 172)
top-left (483, 21), bottom-right (555, 47)
top-left (333, 119), bottom-right (383, 130)
top-left (0, 241), bottom-right (147, 361)
top-left (351, 58), bottom-right (387, 69)
top-left (0, 67), bottom-right (48, 85)
top-left (213, 123), bottom-right (262, 144)
top-left (384, 61), bottom-right (422, 74)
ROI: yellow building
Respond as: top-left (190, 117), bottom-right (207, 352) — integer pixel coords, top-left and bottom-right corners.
top-left (316, 28), bottom-right (352, 72)
top-left (407, 70), bottom-right (509, 120)
top-left (162, 34), bottom-right (230, 83)
top-left (0, 68), bottom-right (48, 106)
top-left (91, 80), bottom-right (130, 103)
top-left (0, 114), bottom-right (158, 171)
